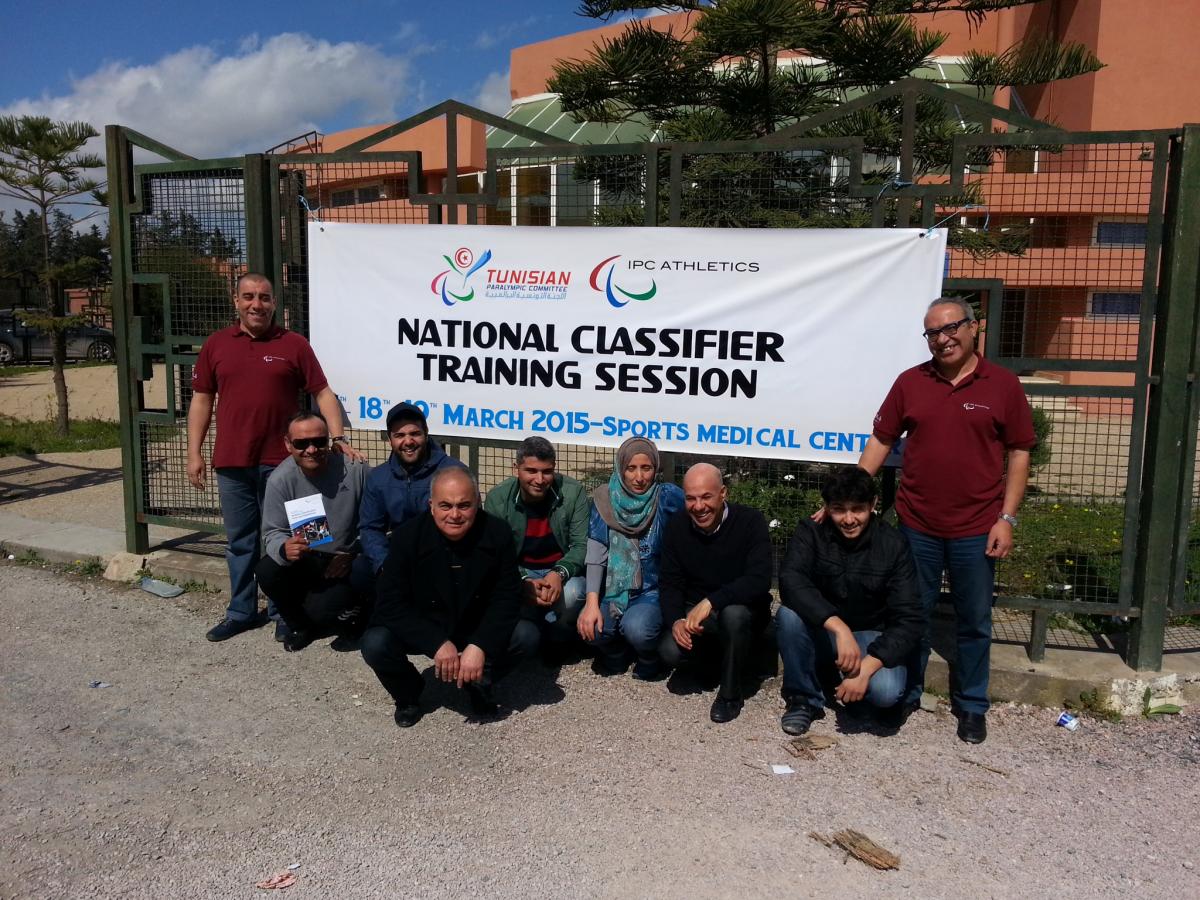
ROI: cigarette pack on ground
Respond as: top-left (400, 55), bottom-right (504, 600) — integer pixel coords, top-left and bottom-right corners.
top-left (285, 494), bottom-right (333, 548)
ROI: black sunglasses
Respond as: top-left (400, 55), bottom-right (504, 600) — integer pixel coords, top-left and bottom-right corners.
top-left (922, 316), bottom-right (972, 341)
top-left (289, 436), bottom-right (329, 451)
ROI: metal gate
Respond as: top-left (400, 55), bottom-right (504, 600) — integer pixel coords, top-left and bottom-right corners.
top-left (106, 85), bottom-right (1200, 669)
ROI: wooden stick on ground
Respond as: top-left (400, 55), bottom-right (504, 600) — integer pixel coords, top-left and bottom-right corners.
top-left (958, 755), bottom-right (1011, 777)
top-left (831, 829), bottom-right (901, 870)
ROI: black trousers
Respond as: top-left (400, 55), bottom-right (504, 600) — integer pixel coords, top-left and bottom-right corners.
top-left (359, 624), bottom-right (528, 706)
top-left (255, 554), bottom-right (372, 635)
top-left (658, 604), bottom-right (767, 700)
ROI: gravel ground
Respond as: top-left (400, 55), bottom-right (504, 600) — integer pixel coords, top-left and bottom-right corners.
top-left (1, 564), bottom-right (1197, 900)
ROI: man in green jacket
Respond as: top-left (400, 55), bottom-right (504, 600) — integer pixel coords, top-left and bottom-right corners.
top-left (484, 436), bottom-right (589, 660)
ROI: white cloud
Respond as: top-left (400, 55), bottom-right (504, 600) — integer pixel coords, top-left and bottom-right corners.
top-left (473, 69), bottom-right (512, 115)
top-left (1, 33), bottom-right (413, 160)
top-left (475, 15), bottom-right (543, 50)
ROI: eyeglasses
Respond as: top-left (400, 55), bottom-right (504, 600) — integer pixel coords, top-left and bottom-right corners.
top-left (922, 317), bottom-right (972, 341)
top-left (289, 436), bottom-right (329, 451)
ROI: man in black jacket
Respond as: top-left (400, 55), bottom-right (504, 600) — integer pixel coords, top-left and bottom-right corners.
top-left (360, 467), bottom-right (530, 727)
top-left (658, 463), bottom-right (773, 724)
top-left (776, 466), bottom-right (924, 735)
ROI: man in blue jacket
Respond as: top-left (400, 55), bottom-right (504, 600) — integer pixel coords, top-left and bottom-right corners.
top-left (359, 402), bottom-right (465, 575)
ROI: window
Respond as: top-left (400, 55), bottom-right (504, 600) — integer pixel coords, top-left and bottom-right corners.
top-left (1094, 220), bottom-right (1147, 246)
top-left (1089, 291), bottom-right (1141, 317)
top-left (329, 182), bottom-right (391, 207)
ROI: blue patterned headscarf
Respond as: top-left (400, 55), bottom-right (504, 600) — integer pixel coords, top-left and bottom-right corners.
top-left (592, 437), bottom-right (661, 613)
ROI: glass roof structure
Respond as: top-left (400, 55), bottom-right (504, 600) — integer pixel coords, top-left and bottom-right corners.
top-left (487, 59), bottom-right (992, 149)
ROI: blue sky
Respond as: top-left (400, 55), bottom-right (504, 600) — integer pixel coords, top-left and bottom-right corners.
top-left (1, 0), bottom-right (603, 158)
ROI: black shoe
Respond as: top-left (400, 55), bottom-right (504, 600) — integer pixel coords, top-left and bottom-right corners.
top-left (465, 682), bottom-right (499, 717)
top-left (274, 619), bottom-right (292, 642)
top-left (393, 703), bottom-right (423, 728)
top-left (593, 655), bottom-right (628, 677)
top-left (283, 630), bottom-right (315, 653)
top-left (206, 616), bottom-right (258, 642)
top-left (957, 711), bottom-right (988, 744)
top-left (877, 700), bottom-right (919, 730)
top-left (632, 660), bottom-right (665, 681)
top-left (710, 696), bottom-right (744, 724)
top-left (781, 698), bottom-right (825, 736)
top-left (329, 633), bottom-right (360, 652)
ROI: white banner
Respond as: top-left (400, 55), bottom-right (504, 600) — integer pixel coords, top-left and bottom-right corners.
top-left (309, 223), bottom-right (946, 463)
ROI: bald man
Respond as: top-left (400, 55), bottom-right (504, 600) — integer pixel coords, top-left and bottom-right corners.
top-left (360, 467), bottom-right (530, 727)
top-left (658, 463), bottom-right (773, 723)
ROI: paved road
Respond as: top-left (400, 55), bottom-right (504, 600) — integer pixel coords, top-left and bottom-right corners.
top-left (2, 564), bottom-right (1197, 899)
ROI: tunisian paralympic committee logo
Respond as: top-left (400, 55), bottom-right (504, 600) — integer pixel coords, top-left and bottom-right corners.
top-left (431, 246), bottom-right (492, 306)
top-left (589, 255), bottom-right (657, 308)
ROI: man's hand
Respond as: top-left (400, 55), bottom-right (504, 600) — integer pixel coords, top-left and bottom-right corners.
top-left (433, 641), bottom-right (460, 683)
top-left (283, 534), bottom-right (310, 562)
top-left (986, 519), bottom-right (1014, 559)
top-left (187, 453), bottom-right (206, 490)
top-left (671, 618), bottom-right (693, 651)
top-left (577, 597), bottom-right (603, 641)
top-left (324, 551), bottom-right (354, 580)
top-left (834, 671), bottom-right (871, 704)
top-left (684, 598), bottom-right (712, 635)
top-left (457, 644), bottom-right (485, 687)
top-left (810, 506), bottom-right (827, 524)
top-left (331, 438), bottom-right (365, 462)
top-left (829, 622), bottom-right (862, 677)
top-left (537, 570), bottom-right (564, 607)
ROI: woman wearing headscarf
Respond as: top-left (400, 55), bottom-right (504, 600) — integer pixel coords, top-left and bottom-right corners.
top-left (577, 437), bottom-right (685, 678)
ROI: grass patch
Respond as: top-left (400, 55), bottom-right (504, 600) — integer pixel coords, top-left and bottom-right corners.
top-left (0, 360), bottom-right (115, 378)
top-left (1064, 687), bottom-right (1122, 723)
top-left (0, 415), bottom-right (120, 455)
top-left (62, 557), bottom-right (106, 577)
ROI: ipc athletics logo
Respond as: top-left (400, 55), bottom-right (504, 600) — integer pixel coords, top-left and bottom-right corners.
top-left (431, 246), bottom-right (492, 306)
top-left (589, 255), bottom-right (657, 308)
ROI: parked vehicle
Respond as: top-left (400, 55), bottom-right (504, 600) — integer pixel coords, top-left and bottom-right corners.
top-left (0, 309), bottom-right (116, 365)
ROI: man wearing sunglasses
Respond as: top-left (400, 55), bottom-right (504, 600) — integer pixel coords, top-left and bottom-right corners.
top-left (256, 411), bottom-right (372, 652)
top-left (857, 297), bottom-right (1035, 744)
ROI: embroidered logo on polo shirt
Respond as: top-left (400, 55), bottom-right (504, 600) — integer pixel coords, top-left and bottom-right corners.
top-left (262, 355), bottom-right (286, 364)
top-left (962, 402), bottom-right (991, 411)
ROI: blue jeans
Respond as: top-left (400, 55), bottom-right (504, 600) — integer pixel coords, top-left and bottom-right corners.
top-left (899, 525), bottom-right (995, 715)
top-left (585, 589), bottom-right (662, 670)
top-left (514, 570), bottom-right (586, 650)
top-left (775, 606), bottom-right (906, 709)
top-left (215, 465), bottom-right (277, 623)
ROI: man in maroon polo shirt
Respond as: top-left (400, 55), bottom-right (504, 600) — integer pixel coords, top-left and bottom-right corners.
top-left (857, 297), bottom-right (1035, 744)
top-left (187, 273), bottom-right (360, 642)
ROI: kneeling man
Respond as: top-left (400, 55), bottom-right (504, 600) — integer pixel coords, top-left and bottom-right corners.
top-left (658, 463), bottom-right (772, 723)
top-left (360, 467), bottom-right (528, 727)
top-left (484, 436), bottom-right (589, 660)
top-left (257, 411), bottom-right (372, 652)
top-left (776, 466), bottom-right (924, 735)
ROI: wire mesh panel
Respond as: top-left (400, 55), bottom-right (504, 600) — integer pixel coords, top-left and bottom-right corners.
top-left (128, 165), bottom-right (250, 526)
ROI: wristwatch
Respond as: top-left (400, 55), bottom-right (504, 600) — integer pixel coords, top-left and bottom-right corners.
top-left (331, 436), bottom-right (350, 446)
top-left (998, 513), bottom-right (1018, 527)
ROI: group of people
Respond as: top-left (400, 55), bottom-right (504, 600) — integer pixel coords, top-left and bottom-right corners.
top-left (187, 274), bottom-right (1034, 744)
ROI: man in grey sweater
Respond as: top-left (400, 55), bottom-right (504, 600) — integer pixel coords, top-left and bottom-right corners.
top-left (256, 411), bottom-right (372, 652)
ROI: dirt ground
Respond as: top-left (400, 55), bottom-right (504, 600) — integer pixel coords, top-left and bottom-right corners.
top-left (1, 563), bottom-right (1197, 900)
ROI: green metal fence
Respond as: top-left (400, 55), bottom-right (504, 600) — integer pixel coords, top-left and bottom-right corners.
top-left (106, 87), bottom-right (1200, 671)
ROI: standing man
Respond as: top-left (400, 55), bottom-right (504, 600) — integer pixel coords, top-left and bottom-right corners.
top-left (484, 436), bottom-right (588, 661)
top-left (657, 463), bottom-right (772, 724)
top-left (858, 297), bottom-right (1035, 744)
top-left (360, 468), bottom-right (530, 727)
top-left (187, 272), bottom-right (360, 643)
top-left (776, 467), bottom-right (923, 736)
top-left (255, 412), bottom-right (372, 652)
top-left (358, 402), bottom-right (464, 576)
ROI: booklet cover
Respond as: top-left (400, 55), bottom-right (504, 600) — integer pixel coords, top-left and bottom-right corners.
top-left (284, 493), bottom-right (333, 548)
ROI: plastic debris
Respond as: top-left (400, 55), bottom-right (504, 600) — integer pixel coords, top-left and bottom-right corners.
top-left (88, 681), bottom-right (112, 689)
top-left (771, 764), bottom-right (795, 775)
top-left (286, 863), bottom-right (301, 871)
top-left (140, 577), bottom-right (185, 598)
top-left (1056, 711), bottom-right (1080, 731)
top-left (256, 872), bottom-right (297, 890)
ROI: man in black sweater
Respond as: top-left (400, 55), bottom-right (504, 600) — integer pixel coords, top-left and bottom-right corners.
top-left (659, 463), bottom-right (773, 724)
top-left (776, 466), bottom-right (924, 735)
top-left (359, 467), bottom-right (531, 728)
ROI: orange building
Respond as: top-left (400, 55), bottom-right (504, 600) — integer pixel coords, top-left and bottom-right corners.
top-left (276, 1), bottom-right (1199, 390)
